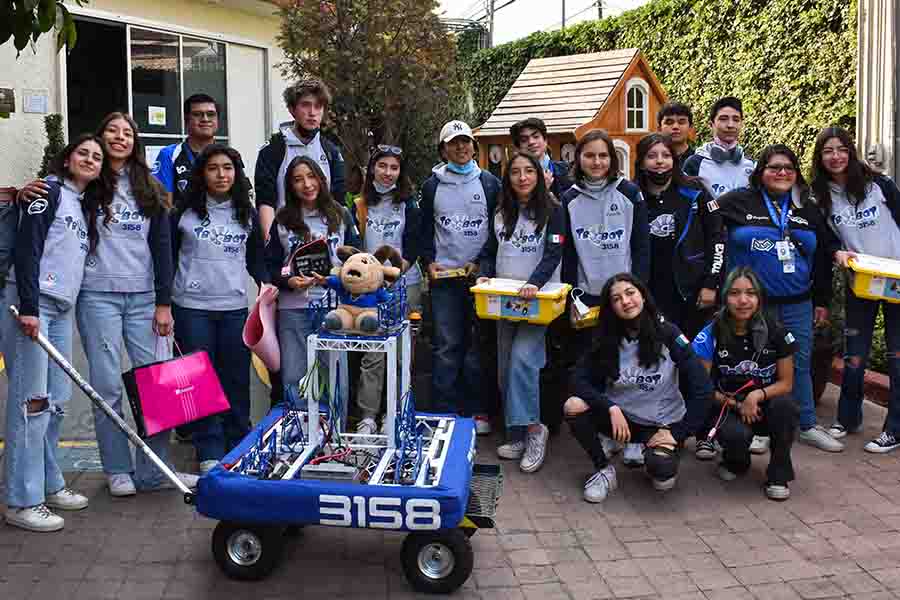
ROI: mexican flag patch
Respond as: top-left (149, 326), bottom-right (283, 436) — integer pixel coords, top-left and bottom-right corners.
top-left (549, 234), bottom-right (565, 244)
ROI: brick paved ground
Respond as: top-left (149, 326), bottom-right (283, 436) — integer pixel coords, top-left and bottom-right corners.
top-left (3, 385), bottom-right (900, 599)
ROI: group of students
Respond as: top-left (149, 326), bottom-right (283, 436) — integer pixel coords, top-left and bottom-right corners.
top-left (2, 79), bottom-right (898, 534)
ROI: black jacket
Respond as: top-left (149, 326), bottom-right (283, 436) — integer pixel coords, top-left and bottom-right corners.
top-left (254, 129), bottom-right (345, 210)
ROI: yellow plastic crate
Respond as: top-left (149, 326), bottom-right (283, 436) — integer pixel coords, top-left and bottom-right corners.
top-left (848, 253), bottom-right (900, 304)
top-left (571, 306), bottom-right (602, 329)
top-left (470, 279), bottom-right (572, 325)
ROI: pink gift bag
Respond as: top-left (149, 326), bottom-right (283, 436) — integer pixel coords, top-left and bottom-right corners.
top-left (123, 338), bottom-right (230, 438)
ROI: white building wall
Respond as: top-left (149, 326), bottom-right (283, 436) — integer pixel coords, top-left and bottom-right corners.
top-left (856, 0), bottom-right (897, 178)
top-left (0, 0), bottom-right (292, 187)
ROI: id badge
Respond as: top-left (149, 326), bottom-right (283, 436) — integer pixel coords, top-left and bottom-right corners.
top-left (783, 260), bottom-right (796, 274)
top-left (775, 240), bottom-right (792, 262)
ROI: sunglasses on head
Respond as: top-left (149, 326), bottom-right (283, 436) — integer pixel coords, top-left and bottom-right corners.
top-left (376, 144), bottom-right (403, 156)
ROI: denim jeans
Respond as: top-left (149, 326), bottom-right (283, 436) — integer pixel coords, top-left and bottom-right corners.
top-left (838, 291), bottom-right (900, 435)
top-left (3, 287), bottom-right (72, 508)
top-left (430, 279), bottom-right (483, 415)
top-left (497, 320), bottom-right (546, 430)
top-left (173, 305), bottom-right (250, 461)
top-left (76, 290), bottom-right (172, 488)
top-left (772, 301), bottom-right (816, 429)
top-left (278, 308), bottom-right (316, 405)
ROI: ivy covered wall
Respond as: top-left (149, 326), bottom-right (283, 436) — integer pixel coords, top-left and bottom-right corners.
top-left (459, 0), bottom-right (856, 165)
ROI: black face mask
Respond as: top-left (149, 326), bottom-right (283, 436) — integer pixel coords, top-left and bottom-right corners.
top-left (643, 168), bottom-right (673, 186)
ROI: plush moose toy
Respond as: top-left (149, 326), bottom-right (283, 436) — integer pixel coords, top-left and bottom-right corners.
top-left (314, 245), bottom-right (406, 333)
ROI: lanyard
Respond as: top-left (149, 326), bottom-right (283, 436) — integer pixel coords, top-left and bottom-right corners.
top-left (183, 142), bottom-right (196, 165)
top-left (761, 189), bottom-right (790, 239)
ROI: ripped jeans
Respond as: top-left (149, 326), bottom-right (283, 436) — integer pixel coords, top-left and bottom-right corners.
top-left (837, 292), bottom-right (900, 435)
top-left (2, 287), bottom-right (73, 508)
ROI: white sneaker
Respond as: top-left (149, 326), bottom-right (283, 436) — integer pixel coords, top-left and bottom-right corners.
top-left (599, 434), bottom-right (623, 457)
top-left (356, 417), bottom-right (377, 436)
top-left (695, 439), bottom-right (718, 461)
top-left (140, 472), bottom-right (201, 492)
top-left (474, 415), bottom-right (492, 435)
top-left (652, 475), bottom-right (677, 491)
top-left (5, 505), bottom-right (64, 532)
top-left (199, 460), bottom-right (219, 475)
top-left (623, 443), bottom-right (645, 467)
top-left (798, 426), bottom-right (844, 452)
top-left (750, 435), bottom-right (770, 455)
top-left (520, 424), bottom-right (549, 473)
top-left (45, 487), bottom-right (88, 511)
top-left (497, 440), bottom-right (525, 460)
top-left (864, 432), bottom-right (900, 454)
top-left (765, 482), bottom-right (790, 501)
top-left (107, 473), bottom-right (137, 497)
top-left (828, 423), bottom-right (862, 440)
top-left (583, 465), bottom-right (617, 503)
top-left (717, 465), bottom-right (738, 482)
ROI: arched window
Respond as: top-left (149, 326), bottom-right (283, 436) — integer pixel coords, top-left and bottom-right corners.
top-left (613, 139), bottom-right (630, 179)
top-left (626, 78), bottom-right (650, 132)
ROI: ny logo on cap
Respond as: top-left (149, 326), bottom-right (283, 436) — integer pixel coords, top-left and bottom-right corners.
top-left (453, 122), bottom-right (463, 131)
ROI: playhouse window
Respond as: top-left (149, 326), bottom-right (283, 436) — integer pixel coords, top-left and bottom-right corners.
top-left (626, 78), bottom-right (649, 131)
top-left (613, 139), bottom-right (630, 179)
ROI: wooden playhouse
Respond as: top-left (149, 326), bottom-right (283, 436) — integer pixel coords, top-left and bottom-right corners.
top-left (475, 48), bottom-right (667, 179)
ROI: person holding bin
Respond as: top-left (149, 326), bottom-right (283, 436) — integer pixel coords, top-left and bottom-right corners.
top-left (476, 152), bottom-right (565, 473)
top-left (810, 127), bottom-right (900, 453)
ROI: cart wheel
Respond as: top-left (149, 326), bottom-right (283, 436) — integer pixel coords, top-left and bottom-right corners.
top-left (212, 521), bottom-right (284, 581)
top-left (401, 529), bottom-right (474, 594)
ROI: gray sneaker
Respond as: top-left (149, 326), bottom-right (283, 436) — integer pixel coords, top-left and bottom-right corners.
top-left (5, 505), bottom-right (64, 532)
top-left (749, 435), bottom-right (770, 455)
top-left (497, 440), bottom-right (525, 460)
top-left (584, 465), bottom-right (617, 503)
top-left (798, 426), bottom-right (844, 452)
top-left (765, 482), bottom-right (790, 501)
top-left (623, 443), bottom-right (645, 467)
top-left (520, 424), bottom-right (549, 473)
top-left (107, 473), bottom-right (136, 497)
top-left (45, 487), bottom-right (88, 511)
top-left (827, 423), bottom-right (862, 440)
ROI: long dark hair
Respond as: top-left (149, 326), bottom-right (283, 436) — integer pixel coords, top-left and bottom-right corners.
top-left (592, 273), bottom-right (665, 381)
top-left (498, 152), bottom-right (558, 239)
top-left (51, 134), bottom-right (110, 253)
top-left (810, 126), bottom-right (878, 216)
top-left (181, 144), bottom-right (254, 228)
top-left (363, 148), bottom-right (411, 206)
top-left (95, 112), bottom-right (168, 218)
top-left (633, 133), bottom-right (704, 192)
top-left (572, 129), bottom-right (620, 186)
top-left (749, 144), bottom-right (809, 193)
top-left (276, 156), bottom-right (343, 237)
top-left (713, 266), bottom-right (769, 352)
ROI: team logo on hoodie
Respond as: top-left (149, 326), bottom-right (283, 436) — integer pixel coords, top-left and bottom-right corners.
top-left (507, 227), bottom-right (543, 254)
top-left (438, 214), bottom-right (485, 238)
top-left (832, 205), bottom-right (879, 230)
top-left (367, 216), bottom-right (402, 239)
top-left (194, 217), bottom-right (249, 255)
top-left (717, 360), bottom-right (776, 381)
top-left (574, 225), bottom-right (625, 250)
top-left (617, 367), bottom-right (662, 392)
top-left (751, 238), bottom-right (775, 253)
top-left (63, 215), bottom-right (90, 254)
top-left (109, 202), bottom-right (146, 232)
top-left (649, 214), bottom-right (675, 238)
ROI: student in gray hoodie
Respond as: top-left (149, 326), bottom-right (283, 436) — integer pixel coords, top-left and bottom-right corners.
top-left (419, 120), bottom-right (501, 431)
top-left (2, 135), bottom-right (107, 532)
top-left (172, 145), bottom-right (270, 474)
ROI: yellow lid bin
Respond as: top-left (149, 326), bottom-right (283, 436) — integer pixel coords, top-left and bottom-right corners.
top-left (848, 253), bottom-right (900, 304)
top-left (471, 279), bottom-right (572, 325)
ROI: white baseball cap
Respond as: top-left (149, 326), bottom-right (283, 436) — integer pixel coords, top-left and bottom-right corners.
top-left (439, 120), bottom-right (474, 144)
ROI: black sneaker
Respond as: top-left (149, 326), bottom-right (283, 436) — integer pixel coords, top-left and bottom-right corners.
top-left (864, 432), bottom-right (900, 454)
top-left (695, 439), bottom-right (717, 461)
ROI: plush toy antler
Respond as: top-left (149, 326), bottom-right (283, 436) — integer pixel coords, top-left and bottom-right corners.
top-left (373, 245), bottom-right (404, 282)
top-left (336, 245), bottom-right (362, 263)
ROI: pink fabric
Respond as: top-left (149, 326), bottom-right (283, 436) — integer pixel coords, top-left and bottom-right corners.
top-left (243, 286), bottom-right (280, 372)
top-left (132, 351), bottom-right (230, 437)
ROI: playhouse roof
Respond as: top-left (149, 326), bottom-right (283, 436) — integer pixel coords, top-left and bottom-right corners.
top-left (475, 48), bottom-right (644, 138)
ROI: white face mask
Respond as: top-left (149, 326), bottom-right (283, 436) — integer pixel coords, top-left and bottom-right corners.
top-left (374, 181), bottom-right (397, 195)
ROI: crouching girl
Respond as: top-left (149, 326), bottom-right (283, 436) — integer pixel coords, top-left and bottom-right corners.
top-left (564, 274), bottom-right (711, 502)
top-left (477, 152), bottom-right (565, 473)
top-left (692, 266), bottom-right (799, 501)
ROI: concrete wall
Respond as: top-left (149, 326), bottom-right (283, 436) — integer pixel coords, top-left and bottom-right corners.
top-left (0, 0), bottom-right (292, 187)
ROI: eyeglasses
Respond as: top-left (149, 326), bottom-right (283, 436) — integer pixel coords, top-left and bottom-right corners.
top-left (764, 164), bottom-right (796, 174)
top-left (190, 111), bottom-right (218, 119)
top-left (376, 144), bottom-right (403, 156)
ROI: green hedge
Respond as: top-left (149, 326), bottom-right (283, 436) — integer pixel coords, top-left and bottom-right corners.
top-left (460, 0), bottom-right (856, 165)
